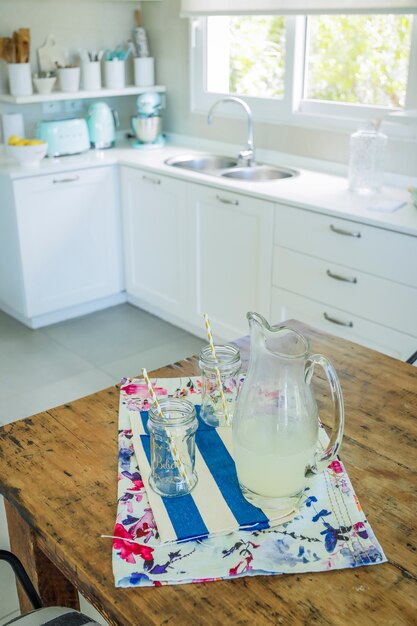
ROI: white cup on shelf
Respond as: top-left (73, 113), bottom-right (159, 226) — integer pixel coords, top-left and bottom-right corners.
top-left (134, 57), bottom-right (155, 87)
top-left (58, 67), bottom-right (81, 93)
top-left (82, 62), bottom-right (101, 91)
top-left (8, 63), bottom-right (33, 97)
top-left (104, 60), bottom-right (125, 89)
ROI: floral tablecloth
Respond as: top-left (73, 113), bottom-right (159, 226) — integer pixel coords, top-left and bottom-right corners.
top-left (112, 376), bottom-right (386, 587)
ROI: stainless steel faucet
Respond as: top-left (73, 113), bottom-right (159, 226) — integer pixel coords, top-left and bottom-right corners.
top-left (207, 96), bottom-right (256, 167)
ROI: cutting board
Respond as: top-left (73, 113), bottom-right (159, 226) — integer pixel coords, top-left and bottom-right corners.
top-left (0, 37), bottom-right (14, 63)
top-left (15, 28), bottom-right (30, 63)
top-left (37, 34), bottom-right (67, 72)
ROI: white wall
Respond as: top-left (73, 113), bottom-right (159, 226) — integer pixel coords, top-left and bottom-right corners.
top-left (0, 0), bottom-right (141, 137)
top-left (142, 0), bottom-right (417, 177)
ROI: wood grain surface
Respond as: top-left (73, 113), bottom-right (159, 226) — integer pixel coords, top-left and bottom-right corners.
top-left (0, 320), bottom-right (416, 626)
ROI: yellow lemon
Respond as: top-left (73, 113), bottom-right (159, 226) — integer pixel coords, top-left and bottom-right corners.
top-left (8, 135), bottom-right (21, 145)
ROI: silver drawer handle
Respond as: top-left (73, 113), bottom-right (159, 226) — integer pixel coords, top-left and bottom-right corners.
top-left (52, 176), bottom-right (80, 184)
top-left (326, 269), bottom-right (357, 284)
top-left (323, 312), bottom-right (354, 328)
top-left (216, 195), bottom-right (239, 206)
top-left (330, 224), bottom-right (361, 238)
top-left (142, 174), bottom-right (161, 185)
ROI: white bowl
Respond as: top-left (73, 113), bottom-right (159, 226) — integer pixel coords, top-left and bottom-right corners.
top-left (7, 142), bottom-right (48, 168)
top-left (33, 76), bottom-right (56, 95)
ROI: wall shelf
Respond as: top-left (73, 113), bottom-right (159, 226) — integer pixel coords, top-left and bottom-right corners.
top-left (0, 85), bottom-right (166, 105)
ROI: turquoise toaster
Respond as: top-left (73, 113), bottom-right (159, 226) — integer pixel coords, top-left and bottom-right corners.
top-left (36, 118), bottom-right (90, 157)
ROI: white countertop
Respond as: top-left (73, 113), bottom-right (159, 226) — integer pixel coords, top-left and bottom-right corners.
top-left (1, 138), bottom-right (416, 236)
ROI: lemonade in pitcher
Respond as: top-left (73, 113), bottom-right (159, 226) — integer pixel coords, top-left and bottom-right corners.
top-left (232, 313), bottom-right (344, 514)
top-left (234, 415), bottom-right (317, 499)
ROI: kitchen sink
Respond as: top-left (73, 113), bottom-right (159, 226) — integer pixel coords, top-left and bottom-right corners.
top-left (165, 154), bottom-right (239, 172)
top-left (164, 153), bottom-right (298, 182)
top-left (221, 165), bottom-right (298, 181)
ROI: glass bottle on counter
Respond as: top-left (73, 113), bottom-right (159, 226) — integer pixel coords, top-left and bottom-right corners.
top-left (348, 121), bottom-right (387, 194)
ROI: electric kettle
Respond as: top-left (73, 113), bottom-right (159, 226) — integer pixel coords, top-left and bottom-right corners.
top-left (87, 102), bottom-right (119, 149)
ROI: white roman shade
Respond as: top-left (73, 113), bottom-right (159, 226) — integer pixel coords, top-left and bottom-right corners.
top-left (181, 0), bottom-right (417, 16)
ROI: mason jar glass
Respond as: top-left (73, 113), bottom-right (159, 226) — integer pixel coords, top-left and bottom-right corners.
top-left (148, 398), bottom-right (198, 497)
top-left (199, 344), bottom-right (242, 428)
top-left (348, 127), bottom-right (387, 193)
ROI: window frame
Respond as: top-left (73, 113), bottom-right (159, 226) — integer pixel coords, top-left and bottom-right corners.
top-left (189, 14), bottom-right (416, 138)
top-left (190, 16), bottom-right (299, 123)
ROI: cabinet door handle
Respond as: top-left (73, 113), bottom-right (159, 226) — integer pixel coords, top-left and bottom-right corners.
top-left (326, 269), bottom-right (357, 284)
top-left (216, 194), bottom-right (239, 206)
top-left (330, 224), bottom-right (361, 238)
top-left (52, 176), bottom-right (80, 184)
top-left (323, 312), bottom-right (354, 328)
top-left (142, 174), bottom-right (161, 185)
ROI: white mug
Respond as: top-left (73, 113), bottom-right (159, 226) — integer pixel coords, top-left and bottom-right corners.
top-left (134, 57), bottom-right (155, 87)
top-left (8, 63), bottom-right (33, 97)
top-left (104, 60), bottom-right (125, 89)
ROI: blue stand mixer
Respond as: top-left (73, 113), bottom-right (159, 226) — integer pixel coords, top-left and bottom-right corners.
top-left (131, 92), bottom-right (165, 149)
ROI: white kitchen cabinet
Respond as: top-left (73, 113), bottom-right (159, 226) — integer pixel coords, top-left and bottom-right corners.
top-left (0, 165), bottom-right (123, 327)
top-left (271, 202), bottom-right (417, 360)
top-left (187, 183), bottom-right (274, 341)
top-left (120, 167), bottom-right (194, 321)
top-left (120, 167), bottom-right (274, 341)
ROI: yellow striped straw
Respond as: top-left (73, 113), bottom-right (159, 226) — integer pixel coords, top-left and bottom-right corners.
top-left (141, 368), bottom-right (192, 488)
top-left (142, 368), bottom-right (164, 418)
top-left (202, 314), bottom-right (231, 426)
top-left (204, 313), bottom-right (217, 360)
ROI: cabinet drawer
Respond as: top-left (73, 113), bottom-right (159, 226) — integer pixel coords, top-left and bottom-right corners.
top-left (274, 203), bottom-right (417, 288)
top-left (271, 287), bottom-right (416, 360)
top-left (273, 246), bottom-right (417, 337)
top-left (15, 166), bottom-right (112, 195)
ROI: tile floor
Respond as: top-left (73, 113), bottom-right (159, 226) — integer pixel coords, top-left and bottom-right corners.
top-left (0, 303), bottom-right (205, 625)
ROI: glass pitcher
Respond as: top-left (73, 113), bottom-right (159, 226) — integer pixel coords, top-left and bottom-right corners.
top-left (232, 313), bottom-right (344, 515)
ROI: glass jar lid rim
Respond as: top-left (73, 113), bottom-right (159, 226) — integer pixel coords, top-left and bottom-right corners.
top-left (148, 397), bottom-right (196, 424)
top-left (199, 343), bottom-right (241, 365)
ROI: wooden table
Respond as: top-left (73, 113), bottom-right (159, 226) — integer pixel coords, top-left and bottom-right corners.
top-left (0, 321), bottom-right (416, 625)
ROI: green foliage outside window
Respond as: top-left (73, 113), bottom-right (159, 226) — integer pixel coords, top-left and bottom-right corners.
top-left (229, 16), bottom-right (286, 98)
top-left (225, 15), bottom-right (411, 108)
top-left (305, 15), bottom-right (411, 107)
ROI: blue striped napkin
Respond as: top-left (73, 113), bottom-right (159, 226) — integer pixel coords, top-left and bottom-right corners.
top-left (129, 405), bottom-right (295, 544)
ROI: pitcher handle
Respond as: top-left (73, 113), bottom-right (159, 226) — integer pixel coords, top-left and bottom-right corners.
top-left (305, 354), bottom-right (344, 473)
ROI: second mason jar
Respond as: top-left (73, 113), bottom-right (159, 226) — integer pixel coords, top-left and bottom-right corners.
top-left (199, 344), bottom-right (242, 427)
top-left (148, 398), bottom-right (198, 497)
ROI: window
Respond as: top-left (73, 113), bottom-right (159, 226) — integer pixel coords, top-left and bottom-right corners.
top-left (191, 13), bottom-right (416, 129)
top-left (206, 16), bottom-right (286, 99)
top-left (304, 15), bottom-right (412, 107)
